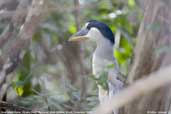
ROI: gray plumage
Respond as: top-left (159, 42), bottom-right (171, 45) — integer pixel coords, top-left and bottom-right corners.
top-left (69, 20), bottom-right (124, 114)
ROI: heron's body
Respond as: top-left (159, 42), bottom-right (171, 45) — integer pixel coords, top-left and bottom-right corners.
top-left (92, 31), bottom-right (123, 103)
top-left (69, 20), bottom-right (123, 114)
top-left (92, 30), bottom-right (114, 77)
top-left (92, 30), bottom-right (115, 102)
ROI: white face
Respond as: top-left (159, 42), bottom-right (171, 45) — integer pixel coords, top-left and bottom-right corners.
top-left (69, 22), bottom-right (106, 43)
top-left (84, 22), bottom-right (89, 28)
top-left (83, 23), bottom-right (104, 42)
top-left (86, 27), bottom-right (103, 41)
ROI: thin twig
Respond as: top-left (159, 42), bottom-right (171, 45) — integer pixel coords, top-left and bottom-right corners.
top-left (0, 23), bottom-right (14, 48)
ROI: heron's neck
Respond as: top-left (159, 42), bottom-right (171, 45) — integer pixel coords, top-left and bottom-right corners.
top-left (94, 38), bottom-right (114, 60)
top-left (92, 39), bottom-right (114, 76)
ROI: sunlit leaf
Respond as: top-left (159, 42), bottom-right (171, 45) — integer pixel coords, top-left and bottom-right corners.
top-left (114, 48), bottom-right (127, 65)
top-left (128, 0), bottom-right (135, 7)
top-left (68, 24), bottom-right (76, 34)
top-left (13, 50), bottom-right (33, 97)
top-left (15, 86), bottom-right (24, 96)
top-left (120, 37), bottom-right (133, 57)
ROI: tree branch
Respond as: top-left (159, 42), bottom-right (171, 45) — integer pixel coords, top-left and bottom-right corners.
top-left (0, 0), bottom-right (30, 49)
top-left (0, 23), bottom-right (14, 48)
top-left (0, 0), bottom-right (44, 71)
top-left (0, 0), bottom-right (45, 94)
top-left (93, 66), bottom-right (171, 114)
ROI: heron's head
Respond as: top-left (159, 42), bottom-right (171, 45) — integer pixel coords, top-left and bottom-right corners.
top-left (69, 20), bottom-right (114, 45)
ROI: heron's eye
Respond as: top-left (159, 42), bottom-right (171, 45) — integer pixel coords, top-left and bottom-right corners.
top-left (87, 24), bottom-right (91, 30)
top-left (84, 22), bottom-right (91, 30)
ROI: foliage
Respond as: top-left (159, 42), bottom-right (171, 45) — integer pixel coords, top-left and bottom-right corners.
top-left (12, 50), bottom-right (33, 97)
top-left (1, 0), bottom-right (141, 111)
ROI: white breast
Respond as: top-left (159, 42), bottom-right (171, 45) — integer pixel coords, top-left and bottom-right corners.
top-left (92, 45), bottom-right (114, 77)
top-left (93, 56), bottom-right (111, 76)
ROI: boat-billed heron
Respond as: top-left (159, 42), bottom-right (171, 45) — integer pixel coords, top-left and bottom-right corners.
top-left (69, 20), bottom-right (123, 114)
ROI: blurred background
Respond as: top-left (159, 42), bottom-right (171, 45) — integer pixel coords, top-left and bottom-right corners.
top-left (0, 0), bottom-right (142, 111)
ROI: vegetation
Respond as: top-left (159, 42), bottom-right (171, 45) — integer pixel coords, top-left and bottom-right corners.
top-left (0, 0), bottom-right (171, 114)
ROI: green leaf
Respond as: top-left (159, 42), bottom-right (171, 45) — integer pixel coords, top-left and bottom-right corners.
top-left (32, 31), bottom-right (42, 42)
top-left (114, 48), bottom-right (127, 65)
top-left (13, 50), bottom-right (33, 97)
top-left (107, 63), bottom-right (115, 69)
top-left (99, 0), bottom-right (112, 10)
top-left (14, 86), bottom-right (24, 96)
top-left (97, 71), bottom-right (108, 90)
top-left (120, 37), bottom-right (133, 57)
top-left (68, 24), bottom-right (76, 34)
top-left (128, 0), bottom-right (135, 7)
top-left (23, 50), bottom-right (31, 71)
top-left (33, 84), bottom-right (41, 93)
top-left (51, 31), bottom-right (59, 45)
